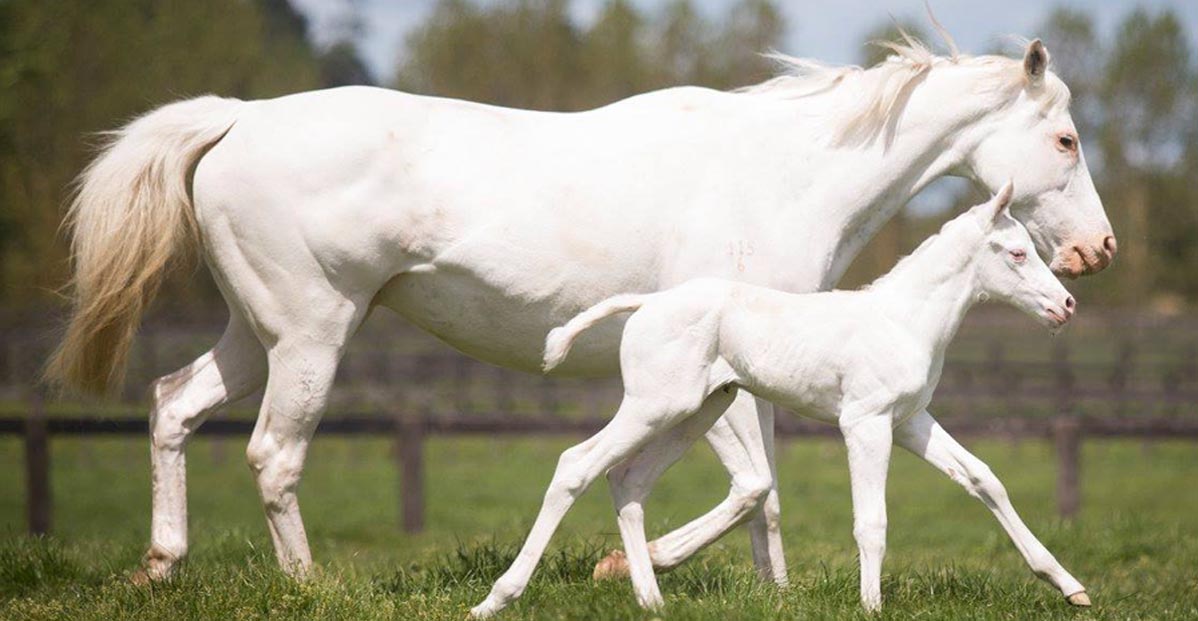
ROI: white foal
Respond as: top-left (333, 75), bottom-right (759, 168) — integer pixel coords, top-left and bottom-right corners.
top-left (470, 184), bottom-right (1087, 617)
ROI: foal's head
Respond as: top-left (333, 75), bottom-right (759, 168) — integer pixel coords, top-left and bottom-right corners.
top-left (971, 182), bottom-right (1075, 328)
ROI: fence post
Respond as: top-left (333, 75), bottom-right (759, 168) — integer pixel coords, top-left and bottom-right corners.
top-left (395, 415), bottom-right (425, 534)
top-left (25, 390), bottom-right (51, 535)
top-left (1053, 416), bottom-right (1080, 520)
top-left (1051, 341), bottom-right (1080, 520)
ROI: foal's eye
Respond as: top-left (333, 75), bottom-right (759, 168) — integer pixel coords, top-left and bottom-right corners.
top-left (1010, 249), bottom-right (1027, 263)
top-left (1057, 134), bottom-right (1078, 152)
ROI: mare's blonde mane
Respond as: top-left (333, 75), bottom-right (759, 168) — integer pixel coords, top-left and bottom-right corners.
top-left (738, 27), bottom-right (1073, 146)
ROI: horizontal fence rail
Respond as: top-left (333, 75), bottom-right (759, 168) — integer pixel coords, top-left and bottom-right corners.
top-left (5, 407), bottom-right (1198, 536)
top-left (2, 311), bottom-right (1195, 536)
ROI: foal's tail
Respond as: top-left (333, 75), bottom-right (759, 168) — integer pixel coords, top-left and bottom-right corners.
top-left (542, 294), bottom-right (651, 373)
top-left (45, 96), bottom-right (243, 395)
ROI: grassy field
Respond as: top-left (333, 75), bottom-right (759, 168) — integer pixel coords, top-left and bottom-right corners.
top-left (0, 435), bottom-right (1195, 620)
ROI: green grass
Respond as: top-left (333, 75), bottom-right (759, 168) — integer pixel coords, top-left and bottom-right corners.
top-left (0, 436), bottom-right (1195, 620)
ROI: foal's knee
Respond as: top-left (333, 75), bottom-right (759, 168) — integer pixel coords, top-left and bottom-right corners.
top-left (853, 518), bottom-right (888, 554)
top-left (546, 442), bottom-right (598, 498)
top-left (965, 463), bottom-right (1009, 505)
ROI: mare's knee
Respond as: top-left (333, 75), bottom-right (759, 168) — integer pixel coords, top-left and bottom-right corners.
top-left (149, 372), bottom-right (206, 451)
top-left (733, 474), bottom-right (772, 514)
top-left (246, 437), bottom-right (304, 511)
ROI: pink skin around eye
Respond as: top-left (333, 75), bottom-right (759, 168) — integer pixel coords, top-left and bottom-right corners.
top-left (1011, 250), bottom-right (1027, 263)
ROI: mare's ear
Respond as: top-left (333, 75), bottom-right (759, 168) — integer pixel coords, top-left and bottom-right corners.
top-left (1023, 39), bottom-right (1050, 83)
top-left (991, 180), bottom-right (1014, 223)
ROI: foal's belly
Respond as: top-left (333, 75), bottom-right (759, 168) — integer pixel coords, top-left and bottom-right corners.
top-left (376, 268), bottom-right (628, 377)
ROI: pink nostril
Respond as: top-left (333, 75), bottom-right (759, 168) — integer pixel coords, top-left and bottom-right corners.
top-left (1064, 296), bottom-right (1076, 313)
top-left (1103, 235), bottom-right (1118, 257)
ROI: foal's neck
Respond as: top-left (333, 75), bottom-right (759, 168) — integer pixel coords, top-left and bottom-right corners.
top-left (869, 221), bottom-right (984, 352)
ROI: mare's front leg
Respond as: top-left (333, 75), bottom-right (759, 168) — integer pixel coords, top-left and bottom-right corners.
top-left (894, 410), bottom-right (1089, 605)
top-left (841, 414), bottom-right (893, 612)
top-left (469, 397), bottom-right (685, 618)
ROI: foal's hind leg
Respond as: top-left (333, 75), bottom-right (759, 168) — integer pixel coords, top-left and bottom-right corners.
top-left (470, 396), bottom-right (691, 618)
top-left (596, 392), bottom-right (783, 581)
top-left (134, 311), bottom-right (266, 583)
top-left (605, 389), bottom-right (739, 609)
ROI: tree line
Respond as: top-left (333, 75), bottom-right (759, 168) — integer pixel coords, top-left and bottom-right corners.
top-left (0, 0), bottom-right (1194, 314)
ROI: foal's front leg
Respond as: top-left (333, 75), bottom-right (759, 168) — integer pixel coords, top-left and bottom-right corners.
top-left (840, 414), bottom-right (894, 612)
top-left (895, 410), bottom-right (1089, 605)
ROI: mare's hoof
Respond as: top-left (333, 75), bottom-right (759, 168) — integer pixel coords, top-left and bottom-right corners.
top-left (129, 568), bottom-right (154, 587)
top-left (1066, 591), bottom-right (1092, 607)
top-left (592, 549), bottom-right (630, 581)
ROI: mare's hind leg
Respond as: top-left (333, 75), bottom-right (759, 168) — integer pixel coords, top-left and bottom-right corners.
top-left (134, 310), bottom-right (266, 583)
top-left (241, 285), bottom-right (369, 575)
top-left (244, 337), bottom-right (350, 576)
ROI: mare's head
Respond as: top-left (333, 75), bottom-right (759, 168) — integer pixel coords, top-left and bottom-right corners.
top-left (971, 182), bottom-right (1075, 328)
top-left (961, 39), bottom-right (1115, 278)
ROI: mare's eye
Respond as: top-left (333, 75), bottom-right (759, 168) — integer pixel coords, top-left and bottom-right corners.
top-left (1058, 134), bottom-right (1078, 152)
top-left (1010, 249), bottom-right (1027, 263)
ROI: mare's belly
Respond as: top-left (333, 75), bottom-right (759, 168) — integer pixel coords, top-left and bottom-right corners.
top-left (376, 269), bottom-right (627, 377)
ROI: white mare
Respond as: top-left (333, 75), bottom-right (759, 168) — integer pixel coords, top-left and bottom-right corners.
top-left (469, 184), bottom-right (1081, 616)
top-left (46, 33), bottom-right (1115, 586)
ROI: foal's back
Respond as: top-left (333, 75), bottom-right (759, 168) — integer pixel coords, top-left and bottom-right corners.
top-left (710, 283), bottom-right (929, 422)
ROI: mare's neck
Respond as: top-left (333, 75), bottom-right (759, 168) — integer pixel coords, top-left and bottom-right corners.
top-left (761, 64), bottom-right (999, 290)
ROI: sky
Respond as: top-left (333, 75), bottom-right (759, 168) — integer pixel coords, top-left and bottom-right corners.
top-left (292, 0), bottom-right (1198, 83)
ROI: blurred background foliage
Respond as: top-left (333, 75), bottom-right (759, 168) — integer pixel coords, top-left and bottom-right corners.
top-left (0, 0), bottom-right (1195, 318)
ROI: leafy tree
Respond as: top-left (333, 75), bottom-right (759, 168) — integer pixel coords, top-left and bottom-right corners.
top-left (1098, 9), bottom-right (1194, 301)
top-left (321, 41), bottom-right (375, 87)
top-left (716, 0), bottom-right (786, 87)
top-left (398, 0), bottom-right (784, 109)
top-left (580, 0), bottom-right (650, 104)
top-left (399, 0), bottom-right (584, 110)
top-left (0, 0), bottom-right (324, 309)
top-left (652, 0), bottom-right (714, 87)
top-left (1039, 8), bottom-right (1103, 141)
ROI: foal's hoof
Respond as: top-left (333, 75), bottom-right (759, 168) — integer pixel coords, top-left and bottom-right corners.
top-left (592, 549), bottom-right (630, 581)
top-left (1065, 591), bottom-right (1092, 607)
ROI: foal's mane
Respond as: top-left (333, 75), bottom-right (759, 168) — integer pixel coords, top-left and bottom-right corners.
top-left (865, 210), bottom-right (984, 291)
top-left (738, 26), bottom-right (1072, 147)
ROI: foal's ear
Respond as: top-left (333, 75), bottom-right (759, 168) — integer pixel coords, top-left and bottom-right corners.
top-left (1023, 39), bottom-right (1050, 83)
top-left (990, 180), bottom-right (1015, 224)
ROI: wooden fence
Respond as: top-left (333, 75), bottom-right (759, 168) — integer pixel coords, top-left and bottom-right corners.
top-left (2, 313), bottom-right (1196, 536)
top-left (4, 396), bottom-right (1197, 536)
